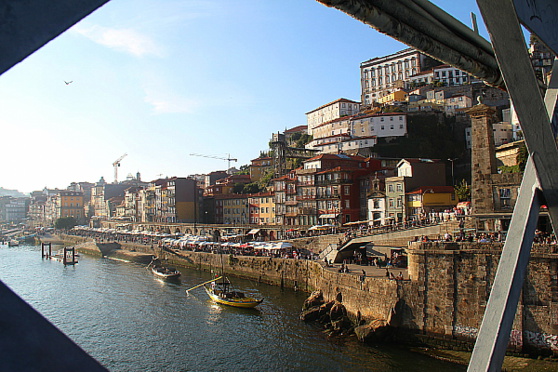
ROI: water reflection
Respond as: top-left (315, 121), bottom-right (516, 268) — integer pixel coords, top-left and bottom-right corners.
top-left (0, 244), bottom-right (464, 372)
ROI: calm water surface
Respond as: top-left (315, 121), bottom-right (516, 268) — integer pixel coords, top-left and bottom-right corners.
top-left (0, 244), bottom-right (464, 371)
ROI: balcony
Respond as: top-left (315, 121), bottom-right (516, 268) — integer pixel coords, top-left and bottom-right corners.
top-left (315, 179), bottom-right (353, 186)
top-left (297, 195), bottom-right (316, 201)
top-left (285, 200), bottom-right (298, 206)
top-left (316, 193), bottom-right (341, 199)
top-left (298, 207), bottom-right (316, 215)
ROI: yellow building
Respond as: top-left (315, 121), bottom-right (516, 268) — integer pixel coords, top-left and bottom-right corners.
top-left (249, 192), bottom-right (275, 225)
top-left (406, 186), bottom-right (456, 218)
top-left (376, 89), bottom-right (408, 104)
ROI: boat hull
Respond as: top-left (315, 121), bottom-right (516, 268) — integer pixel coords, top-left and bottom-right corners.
top-left (151, 266), bottom-right (181, 279)
top-left (204, 287), bottom-right (263, 308)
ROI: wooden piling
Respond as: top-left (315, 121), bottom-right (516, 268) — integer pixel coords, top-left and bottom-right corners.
top-left (41, 242), bottom-right (52, 258)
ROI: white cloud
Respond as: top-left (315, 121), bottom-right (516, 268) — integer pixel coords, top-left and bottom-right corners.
top-left (73, 24), bottom-right (164, 57)
top-left (143, 88), bottom-right (201, 114)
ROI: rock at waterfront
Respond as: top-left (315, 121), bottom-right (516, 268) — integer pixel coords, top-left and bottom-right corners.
top-left (300, 307), bottom-right (322, 322)
top-left (319, 300), bottom-right (335, 316)
top-left (329, 302), bottom-right (347, 321)
top-left (330, 316), bottom-right (352, 334)
top-left (354, 319), bottom-right (390, 343)
top-left (302, 290), bottom-right (324, 310)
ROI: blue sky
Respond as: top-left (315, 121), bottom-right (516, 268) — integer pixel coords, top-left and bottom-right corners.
top-left (0, 0), bottom-right (487, 193)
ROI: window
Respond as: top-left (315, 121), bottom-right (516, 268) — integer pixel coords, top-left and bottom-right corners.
top-left (381, 125), bottom-right (385, 130)
top-left (500, 188), bottom-right (511, 208)
top-left (388, 198), bottom-right (394, 208)
top-left (345, 200), bottom-right (350, 208)
top-left (396, 183), bottom-right (403, 192)
top-left (388, 184), bottom-right (394, 192)
top-left (344, 186), bottom-right (350, 195)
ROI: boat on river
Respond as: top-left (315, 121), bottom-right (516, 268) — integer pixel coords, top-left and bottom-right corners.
top-left (8, 240), bottom-right (19, 247)
top-left (151, 265), bottom-right (181, 279)
top-left (204, 277), bottom-right (263, 308)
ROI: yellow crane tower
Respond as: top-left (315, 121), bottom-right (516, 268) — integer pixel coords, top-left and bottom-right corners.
top-left (189, 153), bottom-right (237, 172)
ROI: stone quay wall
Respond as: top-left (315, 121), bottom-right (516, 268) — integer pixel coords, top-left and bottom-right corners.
top-left (406, 241), bottom-right (558, 354)
top-left (58, 234), bottom-right (558, 354)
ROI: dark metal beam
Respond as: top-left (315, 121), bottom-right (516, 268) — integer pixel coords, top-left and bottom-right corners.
top-left (0, 0), bottom-right (110, 76)
top-left (316, 0), bottom-right (504, 88)
top-left (0, 281), bottom-right (108, 371)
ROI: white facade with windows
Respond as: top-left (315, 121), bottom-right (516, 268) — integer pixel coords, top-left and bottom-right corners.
top-left (350, 113), bottom-right (407, 139)
top-left (432, 65), bottom-right (469, 86)
top-left (306, 98), bottom-right (360, 135)
top-left (360, 48), bottom-right (449, 104)
top-left (444, 95), bottom-right (472, 115)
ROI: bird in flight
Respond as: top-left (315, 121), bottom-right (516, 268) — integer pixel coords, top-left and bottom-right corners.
top-left (64, 80), bottom-right (73, 85)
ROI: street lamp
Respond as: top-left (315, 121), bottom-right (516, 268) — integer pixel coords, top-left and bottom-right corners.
top-left (448, 158), bottom-right (458, 186)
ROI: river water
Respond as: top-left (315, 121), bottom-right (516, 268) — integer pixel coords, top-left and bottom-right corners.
top-left (0, 244), bottom-right (464, 371)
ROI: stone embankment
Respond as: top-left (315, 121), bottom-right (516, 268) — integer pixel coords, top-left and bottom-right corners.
top-left (56, 233), bottom-right (558, 360)
top-left (55, 235), bottom-right (155, 263)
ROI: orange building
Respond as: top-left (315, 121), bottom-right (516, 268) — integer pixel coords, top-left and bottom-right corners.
top-left (58, 191), bottom-right (84, 222)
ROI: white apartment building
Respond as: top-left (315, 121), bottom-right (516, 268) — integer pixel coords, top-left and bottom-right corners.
top-left (465, 121), bottom-right (514, 149)
top-left (306, 113), bottom-right (407, 154)
top-left (432, 65), bottom-right (470, 86)
top-left (308, 135), bottom-right (378, 154)
top-left (493, 122), bottom-right (514, 146)
top-left (360, 48), bottom-right (441, 104)
top-left (306, 98), bottom-right (360, 135)
top-left (444, 95), bottom-right (473, 115)
top-left (350, 113), bottom-right (407, 139)
top-left (310, 116), bottom-right (352, 140)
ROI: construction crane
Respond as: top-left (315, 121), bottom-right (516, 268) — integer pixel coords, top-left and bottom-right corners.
top-left (112, 153), bottom-right (127, 183)
top-left (189, 153), bottom-right (237, 172)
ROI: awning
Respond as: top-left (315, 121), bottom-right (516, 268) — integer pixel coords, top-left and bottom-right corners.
top-left (343, 220), bottom-right (370, 226)
top-left (247, 229), bottom-right (260, 235)
top-left (319, 214), bottom-right (338, 219)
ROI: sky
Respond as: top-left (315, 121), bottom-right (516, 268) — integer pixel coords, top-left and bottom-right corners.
top-left (0, 0), bottom-right (488, 194)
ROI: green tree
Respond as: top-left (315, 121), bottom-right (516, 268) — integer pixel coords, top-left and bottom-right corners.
top-left (454, 179), bottom-right (471, 202)
top-left (242, 182), bottom-right (262, 194)
top-left (258, 170), bottom-right (274, 188)
top-left (54, 217), bottom-right (77, 230)
top-left (232, 183), bottom-right (245, 194)
top-left (517, 143), bottom-right (527, 172)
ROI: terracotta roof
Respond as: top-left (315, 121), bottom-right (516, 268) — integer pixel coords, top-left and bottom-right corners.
top-left (353, 112), bottom-right (406, 120)
top-left (313, 116), bottom-right (354, 129)
top-left (306, 98), bottom-right (360, 115)
top-left (305, 153), bottom-right (366, 162)
top-left (400, 158), bottom-right (441, 164)
top-left (284, 125), bottom-right (307, 133)
top-left (407, 186), bottom-right (455, 194)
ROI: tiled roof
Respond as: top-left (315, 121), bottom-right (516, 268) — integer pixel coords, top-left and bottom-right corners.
top-left (284, 125), bottom-right (307, 133)
top-left (306, 98), bottom-right (361, 115)
top-left (407, 186), bottom-right (455, 194)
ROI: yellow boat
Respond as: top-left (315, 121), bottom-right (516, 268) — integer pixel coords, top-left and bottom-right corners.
top-left (204, 278), bottom-right (263, 309)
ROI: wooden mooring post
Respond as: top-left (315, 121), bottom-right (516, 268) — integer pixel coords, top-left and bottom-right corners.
top-left (41, 242), bottom-right (52, 258)
top-left (62, 247), bottom-right (77, 265)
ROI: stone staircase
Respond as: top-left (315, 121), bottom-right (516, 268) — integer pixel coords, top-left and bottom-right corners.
top-left (344, 219), bottom-right (462, 249)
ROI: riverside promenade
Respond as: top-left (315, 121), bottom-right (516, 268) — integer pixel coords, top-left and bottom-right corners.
top-left (55, 225), bottom-right (558, 360)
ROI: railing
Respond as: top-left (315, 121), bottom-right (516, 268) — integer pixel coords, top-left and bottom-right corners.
top-left (315, 179), bottom-right (353, 186)
top-left (318, 243), bottom-right (338, 261)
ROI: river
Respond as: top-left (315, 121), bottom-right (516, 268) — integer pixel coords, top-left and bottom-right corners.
top-left (0, 244), bottom-right (464, 371)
